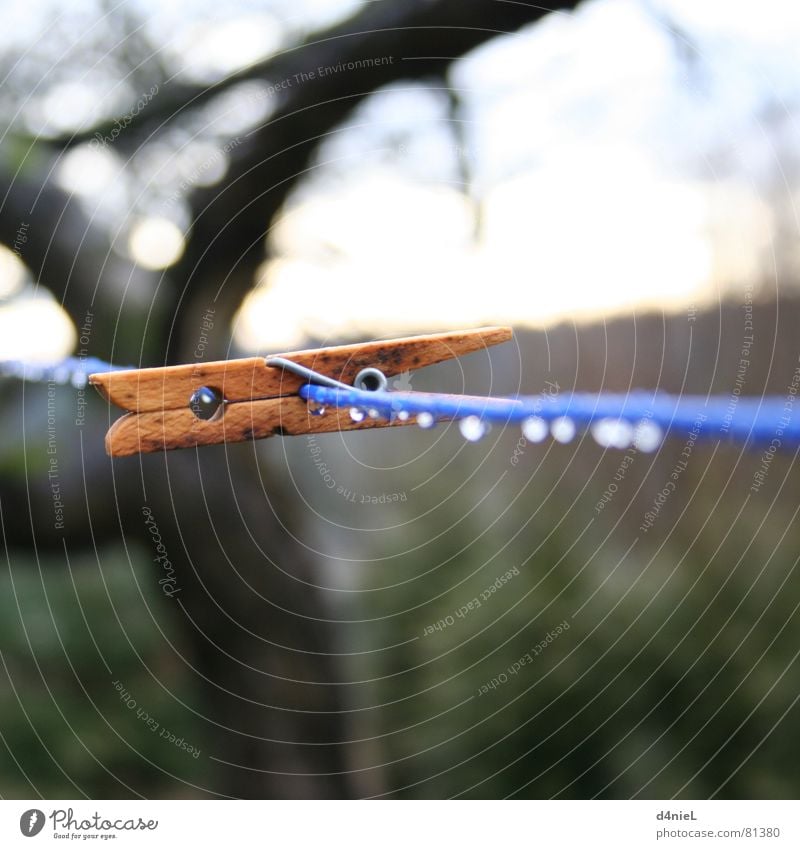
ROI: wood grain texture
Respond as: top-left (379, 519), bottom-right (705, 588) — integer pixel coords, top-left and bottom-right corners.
top-left (105, 396), bottom-right (422, 456)
top-left (90, 326), bottom-right (513, 413)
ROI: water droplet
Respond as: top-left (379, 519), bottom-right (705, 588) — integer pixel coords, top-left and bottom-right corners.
top-left (417, 412), bottom-right (435, 429)
top-left (189, 386), bottom-right (223, 420)
top-left (397, 410), bottom-right (410, 421)
top-left (459, 415), bottom-right (487, 442)
top-left (368, 408), bottom-right (381, 419)
top-left (349, 407), bottom-right (365, 423)
top-left (308, 401), bottom-right (326, 417)
top-left (551, 416), bottom-right (576, 444)
top-left (633, 419), bottom-right (663, 452)
top-left (521, 416), bottom-right (548, 442)
top-left (591, 418), bottom-right (634, 449)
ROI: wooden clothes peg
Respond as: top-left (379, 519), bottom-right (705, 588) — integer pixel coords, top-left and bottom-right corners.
top-left (90, 327), bottom-right (513, 457)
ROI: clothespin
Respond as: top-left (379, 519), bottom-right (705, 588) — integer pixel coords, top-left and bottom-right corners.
top-left (90, 327), bottom-right (513, 457)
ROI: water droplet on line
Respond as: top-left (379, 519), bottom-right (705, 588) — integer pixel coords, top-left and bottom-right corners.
top-left (591, 418), bottom-right (634, 449)
top-left (368, 408), bottom-right (381, 419)
top-left (632, 419), bottom-right (663, 452)
top-left (309, 402), bottom-right (326, 417)
top-left (397, 410), bottom-right (410, 421)
top-left (459, 415), bottom-right (487, 442)
top-left (521, 416), bottom-right (548, 443)
top-left (417, 412), bottom-right (435, 429)
top-left (349, 407), bottom-right (365, 423)
top-left (551, 416), bottom-right (576, 444)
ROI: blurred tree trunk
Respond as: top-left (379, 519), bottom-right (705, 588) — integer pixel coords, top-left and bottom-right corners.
top-left (135, 447), bottom-right (356, 798)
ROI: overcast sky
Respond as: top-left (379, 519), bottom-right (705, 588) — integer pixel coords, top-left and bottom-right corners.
top-left (1, 0), bottom-right (798, 357)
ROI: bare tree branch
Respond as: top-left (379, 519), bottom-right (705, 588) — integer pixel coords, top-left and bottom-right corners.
top-left (37, 0), bottom-right (578, 153)
top-left (167, 0), bottom-right (581, 358)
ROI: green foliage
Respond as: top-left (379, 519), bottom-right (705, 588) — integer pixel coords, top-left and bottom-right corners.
top-left (347, 434), bottom-right (800, 798)
top-left (0, 545), bottom-right (208, 798)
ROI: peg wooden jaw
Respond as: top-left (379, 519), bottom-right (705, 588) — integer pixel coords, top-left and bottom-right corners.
top-left (90, 326), bottom-right (513, 457)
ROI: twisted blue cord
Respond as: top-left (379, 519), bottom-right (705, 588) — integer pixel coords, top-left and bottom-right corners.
top-left (300, 384), bottom-right (800, 446)
top-left (0, 357), bottom-right (129, 388)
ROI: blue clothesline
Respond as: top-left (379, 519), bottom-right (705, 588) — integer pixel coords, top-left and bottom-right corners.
top-left (0, 356), bottom-right (128, 388)
top-left (3, 356), bottom-right (797, 450)
top-left (300, 384), bottom-right (800, 450)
